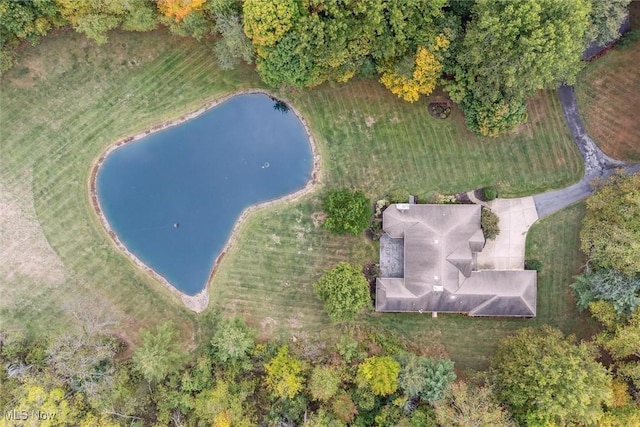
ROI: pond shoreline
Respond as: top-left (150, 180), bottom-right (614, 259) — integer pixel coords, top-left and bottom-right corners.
top-left (89, 89), bottom-right (321, 313)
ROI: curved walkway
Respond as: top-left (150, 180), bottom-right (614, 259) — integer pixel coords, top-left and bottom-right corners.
top-left (532, 85), bottom-right (640, 218)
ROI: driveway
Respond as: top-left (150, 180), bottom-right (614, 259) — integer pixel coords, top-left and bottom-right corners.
top-left (475, 197), bottom-right (538, 270)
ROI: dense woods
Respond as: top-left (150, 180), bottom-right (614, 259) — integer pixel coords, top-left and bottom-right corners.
top-left (0, 0), bottom-right (632, 135)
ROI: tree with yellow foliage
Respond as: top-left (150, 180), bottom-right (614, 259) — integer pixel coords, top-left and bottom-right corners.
top-left (157, 0), bottom-right (206, 22)
top-left (380, 35), bottom-right (449, 102)
top-left (243, 0), bottom-right (299, 53)
top-left (264, 345), bottom-right (305, 400)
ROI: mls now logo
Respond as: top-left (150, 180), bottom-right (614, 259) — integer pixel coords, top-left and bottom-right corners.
top-left (3, 410), bottom-right (58, 421)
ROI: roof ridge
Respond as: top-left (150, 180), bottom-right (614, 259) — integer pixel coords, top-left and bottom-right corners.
top-left (468, 295), bottom-right (498, 316)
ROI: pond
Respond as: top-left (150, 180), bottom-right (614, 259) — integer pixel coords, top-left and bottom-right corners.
top-left (96, 93), bottom-right (313, 296)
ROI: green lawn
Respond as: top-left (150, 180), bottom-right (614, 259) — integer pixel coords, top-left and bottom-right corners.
top-left (575, 38), bottom-right (640, 162)
top-left (1, 28), bottom-right (586, 368)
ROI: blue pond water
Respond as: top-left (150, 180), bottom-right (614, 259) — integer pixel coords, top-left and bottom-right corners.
top-left (97, 94), bottom-right (312, 295)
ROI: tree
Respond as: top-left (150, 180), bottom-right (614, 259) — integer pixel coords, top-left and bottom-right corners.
top-left (592, 304), bottom-right (640, 361)
top-left (490, 325), bottom-right (612, 426)
top-left (264, 345), bottom-right (305, 400)
top-left (54, 0), bottom-right (130, 44)
top-left (581, 173), bottom-right (640, 276)
top-left (586, 0), bottom-right (631, 46)
top-left (572, 268), bottom-right (640, 315)
top-left (157, 0), bottom-right (206, 22)
top-left (397, 353), bottom-right (456, 404)
top-left (379, 42), bottom-right (446, 102)
top-left (121, 0), bottom-right (160, 32)
top-left (449, 0), bottom-right (591, 135)
top-left (45, 332), bottom-right (118, 399)
top-left (314, 262), bottom-right (370, 322)
top-left (0, 384), bottom-right (72, 427)
top-left (212, 12), bottom-right (254, 70)
top-left (132, 321), bottom-right (186, 384)
top-left (243, 0), bottom-right (298, 52)
top-left (308, 365), bottom-right (341, 402)
top-left (356, 356), bottom-right (400, 397)
top-left (322, 189), bottom-right (372, 236)
top-left (193, 378), bottom-right (255, 427)
top-left (434, 382), bottom-right (516, 427)
top-left (210, 317), bottom-right (256, 366)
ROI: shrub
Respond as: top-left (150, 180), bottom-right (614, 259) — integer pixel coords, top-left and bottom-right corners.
top-left (322, 189), bottom-right (372, 235)
top-left (388, 188), bottom-right (410, 204)
top-left (525, 259), bottom-right (543, 273)
top-left (481, 186), bottom-right (498, 201)
top-left (368, 219), bottom-right (384, 241)
top-left (480, 207), bottom-right (500, 240)
top-left (617, 30), bottom-right (639, 49)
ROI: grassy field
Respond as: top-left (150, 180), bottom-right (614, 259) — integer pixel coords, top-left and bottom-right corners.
top-left (575, 30), bottom-right (640, 161)
top-left (1, 28), bottom-right (586, 369)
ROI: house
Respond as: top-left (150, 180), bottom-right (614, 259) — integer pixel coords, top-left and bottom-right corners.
top-left (376, 203), bottom-right (537, 317)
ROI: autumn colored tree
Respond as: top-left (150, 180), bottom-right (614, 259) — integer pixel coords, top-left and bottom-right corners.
top-left (434, 382), bottom-right (516, 427)
top-left (380, 44), bottom-right (445, 102)
top-left (356, 356), bottom-right (400, 397)
top-left (490, 325), bottom-right (612, 426)
top-left (243, 0), bottom-right (298, 52)
top-left (264, 345), bottom-right (306, 400)
top-left (581, 173), bottom-right (640, 276)
top-left (157, 0), bottom-right (206, 22)
top-left (192, 378), bottom-right (255, 426)
top-left (0, 384), bottom-right (72, 427)
top-left (314, 262), bottom-right (371, 322)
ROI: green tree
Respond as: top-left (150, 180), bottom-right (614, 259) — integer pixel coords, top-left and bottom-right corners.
top-left (121, 0), bottom-right (160, 32)
top-left (581, 173), bottom-right (640, 276)
top-left (356, 355), bottom-right (400, 397)
top-left (449, 0), bottom-right (591, 135)
top-left (54, 0), bottom-right (130, 44)
top-left (210, 317), bottom-right (256, 366)
top-left (264, 345), bottom-right (305, 400)
top-left (572, 268), bottom-right (640, 315)
top-left (397, 353), bottom-right (456, 404)
top-left (490, 325), bottom-right (612, 426)
top-left (322, 189), bottom-right (372, 236)
top-left (314, 262), bottom-right (370, 322)
top-left (586, 0), bottom-right (631, 46)
top-left (434, 382), bottom-right (516, 427)
top-left (308, 365), bottom-right (341, 402)
top-left (132, 321), bottom-right (186, 384)
top-left (212, 11), bottom-right (254, 70)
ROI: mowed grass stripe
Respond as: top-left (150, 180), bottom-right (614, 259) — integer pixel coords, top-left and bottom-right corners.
top-left (576, 40), bottom-right (640, 161)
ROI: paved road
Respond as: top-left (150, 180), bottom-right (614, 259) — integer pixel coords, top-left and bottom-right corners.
top-left (533, 85), bottom-right (639, 218)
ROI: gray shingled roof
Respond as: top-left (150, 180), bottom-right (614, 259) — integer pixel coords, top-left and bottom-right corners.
top-left (376, 204), bottom-right (537, 317)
